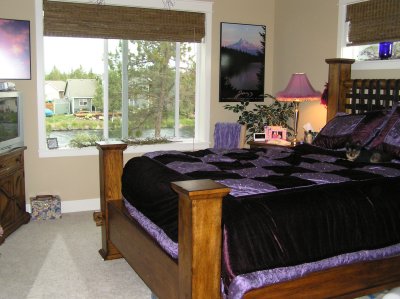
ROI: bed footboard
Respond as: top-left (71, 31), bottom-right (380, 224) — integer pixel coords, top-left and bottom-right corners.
top-left (95, 142), bottom-right (231, 298)
top-left (172, 180), bottom-right (230, 299)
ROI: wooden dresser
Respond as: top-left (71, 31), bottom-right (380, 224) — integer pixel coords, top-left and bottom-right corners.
top-left (0, 147), bottom-right (30, 245)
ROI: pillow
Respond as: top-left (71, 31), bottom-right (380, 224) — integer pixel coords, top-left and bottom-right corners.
top-left (312, 109), bottom-right (390, 150)
top-left (368, 106), bottom-right (400, 158)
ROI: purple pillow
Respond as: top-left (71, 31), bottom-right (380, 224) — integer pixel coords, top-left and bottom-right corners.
top-left (368, 106), bottom-right (400, 158)
top-left (313, 110), bottom-right (390, 149)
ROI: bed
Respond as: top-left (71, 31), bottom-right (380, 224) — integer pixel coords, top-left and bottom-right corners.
top-left (94, 58), bottom-right (400, 299)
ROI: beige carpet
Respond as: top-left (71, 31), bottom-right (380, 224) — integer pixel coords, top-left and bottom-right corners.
top-left (0, 211), bottom-right (151, 299)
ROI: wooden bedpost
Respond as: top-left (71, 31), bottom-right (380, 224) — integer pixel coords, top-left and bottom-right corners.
top-left (95, 141), bottom-right (128, 260)
top-left (171, 180), bottom-right (230, 299)
top-left (325, 58), bottom-right (355, 121)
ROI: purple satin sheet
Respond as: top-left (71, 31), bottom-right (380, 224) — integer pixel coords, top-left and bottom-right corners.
top-left (292, 172), bottom-right (351, 184)
top-left (201, 154), bottom-right (237, 163)
top-left (123, 199), bottom-right (178, 259)
top-left (356, 165), bottom-right (400, 177)
top-left (249, 157), bottom-right (290, 167)
top-left (144, 150), bottom-right (185, 159)
top-left (216, 178), bottom-right (278, 197)
top-left (227, 167), bottom-right (278, 178)
top-left (225, 243), bottom-right (400, 299)
top-left (124, 198), bottom-right (400, 299)
top-left (298, 161), bottom-right (346, 172)
top-left (166, 161), bottom-right (220, 174)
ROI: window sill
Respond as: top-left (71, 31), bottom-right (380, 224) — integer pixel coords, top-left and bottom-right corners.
top-left (38, 139), bottom-right (211, 158)
top-left (351, 59), bottom-right (400, 70)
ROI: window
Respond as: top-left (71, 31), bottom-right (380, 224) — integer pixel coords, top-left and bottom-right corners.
top-left (343, 42), bottom-right (400, 61)
top-left (44, 37), bottom-right (198, 148)
top-left (79, 100), bottom-right (88, 107)
top-left (337, 0), bottom-right (400, 70)
top-left (36, 0), bottom-right (212, 156)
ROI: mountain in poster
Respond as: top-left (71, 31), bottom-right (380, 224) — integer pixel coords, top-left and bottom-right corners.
top-left (225, 38), bottom-right (260, 56)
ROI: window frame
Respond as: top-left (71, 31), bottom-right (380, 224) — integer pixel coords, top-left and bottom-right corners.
top-left (337, 0), bottom-right (400, 70)
top-left (35, 0), bottom-right (212, 158)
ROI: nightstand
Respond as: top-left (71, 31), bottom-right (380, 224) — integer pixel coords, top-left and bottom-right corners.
top-left (247, 140), bottom-right (294, 150)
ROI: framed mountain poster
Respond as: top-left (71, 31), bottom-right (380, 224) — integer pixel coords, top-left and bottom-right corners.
top-left (219, 22), bottom-right (266, 102)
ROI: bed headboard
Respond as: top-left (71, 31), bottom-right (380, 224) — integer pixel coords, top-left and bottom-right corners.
top-left (326, 58), bottom-right (400, 121)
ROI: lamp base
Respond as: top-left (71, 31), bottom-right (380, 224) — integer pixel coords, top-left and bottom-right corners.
top-left (291, 137), bottom-right (299, 146)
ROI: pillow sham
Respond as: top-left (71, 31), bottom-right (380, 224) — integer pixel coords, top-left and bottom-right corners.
top-left (312, 109), bottom-right (390, 150)
top-left (368, 106), bottom-right (400, 158)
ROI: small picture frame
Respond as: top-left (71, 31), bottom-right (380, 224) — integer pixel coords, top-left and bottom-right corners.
top-left (47, 138), bottom-right (59, 149)
top-left (265, 126), bottom-right (287, 141)
top-left (253, 132), bottom-right (266, 142)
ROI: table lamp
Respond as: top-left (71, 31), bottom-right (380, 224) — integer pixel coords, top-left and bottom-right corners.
top-left (276, 73), bottom-right (321, 146)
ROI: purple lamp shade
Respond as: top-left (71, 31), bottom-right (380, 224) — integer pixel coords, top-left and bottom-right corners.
top-left (275, 73), bottom-right (321, 146)
top-left (276, 73), bottom-right (321, 102)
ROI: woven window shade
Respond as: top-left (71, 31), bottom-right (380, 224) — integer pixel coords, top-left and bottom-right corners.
top-left (346, 0), bottom-right (400, 46)
top-left (43, 0), bottom-right (205, 43)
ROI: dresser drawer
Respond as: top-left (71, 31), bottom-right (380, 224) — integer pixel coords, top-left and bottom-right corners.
top-left (0, 151), bottom-right (23, 176)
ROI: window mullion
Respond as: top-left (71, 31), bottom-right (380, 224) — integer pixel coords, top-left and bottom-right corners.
top-left (122, 40), bottom-right (129, 139)
top-left (194, 43), bottom-right (202, 141)
top-left (174, 42), bottom-right (181, 138)
top-left (103, 39), bottom-right (109, 140)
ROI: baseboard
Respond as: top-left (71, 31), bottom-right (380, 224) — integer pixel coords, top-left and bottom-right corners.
top-left (26, 198), bottom-right (100, 214)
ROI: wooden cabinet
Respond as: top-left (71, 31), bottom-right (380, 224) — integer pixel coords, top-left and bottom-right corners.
top-left (0, 147), bottom-right (30, 245)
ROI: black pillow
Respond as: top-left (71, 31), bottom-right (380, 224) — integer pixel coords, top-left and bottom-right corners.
top-left (313, 110), bottom-right (390, 149)
top-left (368, 106), bottom-right (400, 158)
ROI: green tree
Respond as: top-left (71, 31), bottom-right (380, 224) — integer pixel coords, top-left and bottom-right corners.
top-left (127, 40), bottom-right (176, 137)
top-left (107, 45), bottom-right (123, 113)
top-left (45, 66), bottom-right (67, 81)
top-left (179, 44), bottom-right (196, 120)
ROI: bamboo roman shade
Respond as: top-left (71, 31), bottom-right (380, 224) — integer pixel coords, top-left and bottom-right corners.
top-left (346, 0), bottom-right (400, 46)
top-left (43, 0), bottom-right (205, 43)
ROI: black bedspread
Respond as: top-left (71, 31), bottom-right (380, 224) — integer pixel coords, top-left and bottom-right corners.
top-left (121, 144), bottom-right (400, 286)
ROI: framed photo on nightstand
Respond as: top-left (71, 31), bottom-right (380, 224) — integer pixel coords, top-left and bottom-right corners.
top-left (265, 126), bottom-right (287, 141)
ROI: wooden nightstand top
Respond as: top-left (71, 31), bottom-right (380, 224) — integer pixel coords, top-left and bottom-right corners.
top-left (247, 140), bottom-right (294, 149)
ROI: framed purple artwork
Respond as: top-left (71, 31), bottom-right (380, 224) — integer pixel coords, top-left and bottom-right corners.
top-left (0, 18), bottom-right (31, 80)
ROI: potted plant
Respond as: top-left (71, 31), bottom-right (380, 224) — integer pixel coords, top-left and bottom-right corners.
top-left (224, 94), bottom-right (294, 141)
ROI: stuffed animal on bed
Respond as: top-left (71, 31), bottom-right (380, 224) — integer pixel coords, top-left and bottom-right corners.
top-left (345, 141), bottom-right (393, 163)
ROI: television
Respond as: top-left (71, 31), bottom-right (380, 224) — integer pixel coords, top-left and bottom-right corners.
top-left (0, 18), bottom-right (31, 80)
top-left (0, 91), bottom-right (24, 153)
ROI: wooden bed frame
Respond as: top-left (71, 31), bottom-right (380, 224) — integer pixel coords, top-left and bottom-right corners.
top-left (94, 58), bottom-right (400, 299)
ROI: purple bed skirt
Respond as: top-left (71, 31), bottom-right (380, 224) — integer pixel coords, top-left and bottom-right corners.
top-left (123, 199), bottom-right (400, 299)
